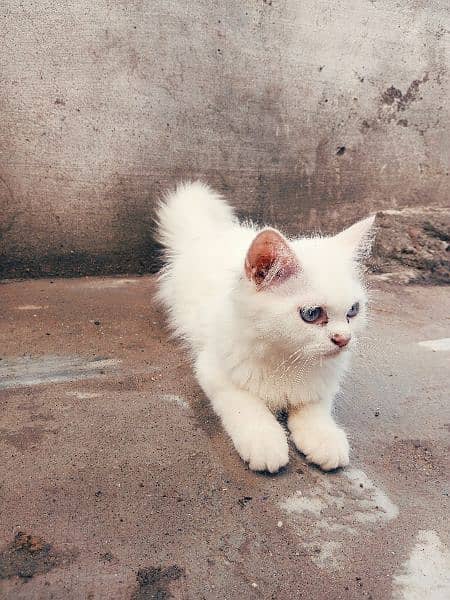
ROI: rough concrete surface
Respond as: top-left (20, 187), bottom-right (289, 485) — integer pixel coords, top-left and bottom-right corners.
top-left (1, 1), bottom-right (449, 276)
top-left (369, 207), bottom-right (450, 285)
top-left (0, 276), bottom-right (449, 599)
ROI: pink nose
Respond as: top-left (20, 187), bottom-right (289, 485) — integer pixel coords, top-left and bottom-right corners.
top-left (331, 333), bottom-right (351, 348)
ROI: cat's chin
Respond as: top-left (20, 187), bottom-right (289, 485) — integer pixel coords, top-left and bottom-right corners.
top-left (323, 346), bottom-right (348, 358)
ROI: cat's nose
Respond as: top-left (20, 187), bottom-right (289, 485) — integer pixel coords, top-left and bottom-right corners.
top-left (331, 333), bottom-right (351, 348)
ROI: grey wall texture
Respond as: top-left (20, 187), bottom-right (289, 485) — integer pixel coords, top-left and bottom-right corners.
top-left (1, 0), bottom-right (449, 277)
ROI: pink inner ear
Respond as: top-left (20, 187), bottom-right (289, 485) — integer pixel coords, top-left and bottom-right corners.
top-left (244, 229), bottom-right (299, 287)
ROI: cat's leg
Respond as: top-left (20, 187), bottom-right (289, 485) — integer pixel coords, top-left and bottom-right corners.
top-left (195, 356), bottom-right (289, 473)
top-left (288, 402), bottom-right (349, 471)
top-left (211, 386), bottom-right (289, 473)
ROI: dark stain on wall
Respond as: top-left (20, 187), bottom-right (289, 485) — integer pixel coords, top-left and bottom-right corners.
top-left (0, 249), bottom-right (162, 279)
top-left (381, 73), bottom-right (429, 112)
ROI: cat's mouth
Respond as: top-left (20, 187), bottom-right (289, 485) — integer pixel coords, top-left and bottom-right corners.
top-left (325, 345), bottom-right (348, 357)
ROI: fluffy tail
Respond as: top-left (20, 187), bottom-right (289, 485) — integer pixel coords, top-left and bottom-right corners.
top-left (156, 181), bottom-right (235, 256)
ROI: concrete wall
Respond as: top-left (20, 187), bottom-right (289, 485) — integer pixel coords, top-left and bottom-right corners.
top-left (1, 0), bottom-right (448, 277)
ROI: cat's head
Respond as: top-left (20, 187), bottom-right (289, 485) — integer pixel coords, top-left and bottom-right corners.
top-left (237, 216), bottom-right (375, 360)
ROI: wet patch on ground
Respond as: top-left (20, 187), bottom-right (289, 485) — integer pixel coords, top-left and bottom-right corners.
top-left (0, 425), bottom-right (55, 451)
top-left (0, 532), bottom-right (75, 581)
top-left (383, 439), bottom-right (446, 482)
top-left (0, 356), bottom-right (119, 389)
top-left (131, 565), bottom-right (184, 599)
top-left (189, 393), bottom-right (221, 438)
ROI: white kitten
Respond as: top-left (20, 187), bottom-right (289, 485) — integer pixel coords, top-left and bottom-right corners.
top-left (156, 181), bottom-right (375, 473)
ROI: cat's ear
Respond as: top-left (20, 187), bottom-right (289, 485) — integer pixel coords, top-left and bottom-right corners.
top-left (245, 229), bottom-right (299, 288)
top-left (335, 215), bottom-right (376, 259)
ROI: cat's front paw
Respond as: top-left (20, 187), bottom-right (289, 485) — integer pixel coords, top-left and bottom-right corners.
top-left (290, 422), bottom-right (349, 471)
top-left (233, 423), bottom-right (289, 473)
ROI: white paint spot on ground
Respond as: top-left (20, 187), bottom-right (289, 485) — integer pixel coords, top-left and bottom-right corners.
top-left (279, 467), bottom-right (399, 570)
top-left (15, 305), bottom-right (48, 310)
top-left (418, 338), bottom-right (450, 352)
top-left (0, 356), bottom-right (119, 389)
top-left (371, 273), bottom-right (396, 282)
top-left (66, 391), bottom-right (103, 399)
top-left (304, 540), bottom-right (341, 569)
top-left (344, 468), bottom-right (399, 522)
top-left (280, 493), bottom-right (326, 518)
top-left (380, 208), bottom-right (437, 216)
top-left (371, 270), bottom-right (417, 284)
top-left (82, 278), bottom-right (140, 289)
top-left (161, 394), bottom-right (189, 409)
top-left (393, 530), bottom-right (450, 600)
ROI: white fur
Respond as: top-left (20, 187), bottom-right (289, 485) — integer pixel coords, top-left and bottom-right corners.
top-left (156, 181), bottom-right (374, 472)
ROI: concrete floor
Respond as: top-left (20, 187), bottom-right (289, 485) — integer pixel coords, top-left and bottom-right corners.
top-left (0, 276), bottom-right (449, 599)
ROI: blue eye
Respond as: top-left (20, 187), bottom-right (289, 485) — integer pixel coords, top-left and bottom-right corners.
top-left (347, 302), bottom-right (360, 318)
top-left (300, 306), bottom-right (323, 323)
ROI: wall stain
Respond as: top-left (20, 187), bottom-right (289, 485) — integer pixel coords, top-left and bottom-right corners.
top-left (361, 73), bottom-right (431, 132)
top-left (381, 73), bottom-right (429, 113)
top-left (0, 250), bottom-right (161, 279)
top-left (0, 174), bottom-right (18, 243)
